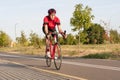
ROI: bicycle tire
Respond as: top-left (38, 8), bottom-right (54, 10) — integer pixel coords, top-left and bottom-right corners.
top-left (46, 56), bottom-right (51, 67)
top-left (54, 44), bottom-right (62, 70)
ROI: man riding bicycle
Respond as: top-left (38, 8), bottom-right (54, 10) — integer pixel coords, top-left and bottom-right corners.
top-left (42, 8), bottom-right (66, 58)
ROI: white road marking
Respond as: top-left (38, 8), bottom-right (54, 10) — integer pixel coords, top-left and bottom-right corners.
top-left (63, 61), bottom-right (120, 71)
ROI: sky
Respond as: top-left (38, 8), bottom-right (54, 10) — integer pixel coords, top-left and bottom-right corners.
top-left (0, 0), bottom-right (120, 41)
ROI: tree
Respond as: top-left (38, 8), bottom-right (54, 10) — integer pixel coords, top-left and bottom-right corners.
top-left (79, 31), bottom-right (88, 44)
top-left (70, 3), bottom-right (94, 44)
top-left (59, 37), bottom-right (65, 45)
top-left (66, 34), bottom-right (77, 45)
top-left (29, 31), bottom-right (42, 48)
top-left (86, 24), bottom-right (105, 44)
top-left (59, 34), bottom-right (78, 45)
top-left (109, 29), bottom-right (120, 43)
top-left (16, 31), bottom-right (28, 46)
top-left (0, 31), bottom-right (11, 47)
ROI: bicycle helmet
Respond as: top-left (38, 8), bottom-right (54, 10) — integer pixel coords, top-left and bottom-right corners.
top-left (48, 8), bottom-right (56, 15)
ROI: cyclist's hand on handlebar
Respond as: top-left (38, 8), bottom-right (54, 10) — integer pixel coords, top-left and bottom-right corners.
top-left (61, 31), bottom-right (67, 39)
top-left (63, 34), bottom-right (67, 39)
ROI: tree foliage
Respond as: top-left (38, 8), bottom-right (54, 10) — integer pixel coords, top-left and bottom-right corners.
top-left (66, 34), bottom-right (77, 45)
top-left (110, 29), bottom-right (120, 43)
top-left (70, 3), bottom-right (94, 32)
top-left (16, 31), bottom-right (28, 46)
top-left (59, 34), bottom-right (78, 45)
top-left (85, 24), bottom-right (105, 44)
top-left (0, 31), bottom-right (11, 47)
top-left (29, 31), bottom-right (42, 48)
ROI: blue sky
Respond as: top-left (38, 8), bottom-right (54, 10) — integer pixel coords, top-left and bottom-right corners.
top-left (0, 0), bottom-right (120, 41)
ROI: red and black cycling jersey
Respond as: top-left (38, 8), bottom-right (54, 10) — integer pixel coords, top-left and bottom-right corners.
top-left (43, 16), bottom-right (60, 30)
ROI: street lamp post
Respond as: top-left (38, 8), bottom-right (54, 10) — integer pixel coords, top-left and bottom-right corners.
top-left (15, 23), bottom-right (18, 41)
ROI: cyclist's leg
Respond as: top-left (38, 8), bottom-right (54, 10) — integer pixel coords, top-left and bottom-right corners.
top-left (46, 39), bottom-right (50, 50)
top-left (52, 32), bottom-right (58, 43)
top-left (42, 27), bottom-right (50, 56)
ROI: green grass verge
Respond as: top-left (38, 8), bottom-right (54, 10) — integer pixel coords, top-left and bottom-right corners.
top-left (81, 53), bottom-right (114, 59)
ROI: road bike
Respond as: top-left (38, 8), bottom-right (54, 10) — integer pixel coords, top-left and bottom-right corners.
top-left (45, 31), bottom-right (66, 70)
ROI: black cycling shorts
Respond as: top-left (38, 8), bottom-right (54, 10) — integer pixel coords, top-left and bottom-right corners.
top-left (42, 26), bottom-right (56, 34)
top-left (42, 26), bottom-right (58, 41)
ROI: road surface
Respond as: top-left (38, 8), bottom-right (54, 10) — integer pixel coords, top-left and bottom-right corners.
top-left (0, 52), bottom-right (120, 80)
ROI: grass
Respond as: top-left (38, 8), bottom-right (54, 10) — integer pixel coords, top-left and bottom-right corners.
top-left (81, 52), bottom-right (120, 60)
top-left (0, 46), bottom-right (45, 55)
top-left (0, 44), bottom-right (120, 59)
top-left (81, 52), bottom-right (113, 59)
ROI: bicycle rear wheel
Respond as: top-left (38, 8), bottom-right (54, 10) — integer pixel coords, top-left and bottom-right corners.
top-left (54, 44), bottom-right (62, 70)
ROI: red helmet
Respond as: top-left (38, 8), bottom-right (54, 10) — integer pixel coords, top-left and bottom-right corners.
top-left (48, 8), bottom-right (56, 15)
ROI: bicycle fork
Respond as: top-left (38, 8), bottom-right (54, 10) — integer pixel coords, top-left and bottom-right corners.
top-left (50, 43), bottom-right (58, 59)
top-left (50, 35), bottom-right (58, 59)
top-left (50, 44), bottom-right (54, 59)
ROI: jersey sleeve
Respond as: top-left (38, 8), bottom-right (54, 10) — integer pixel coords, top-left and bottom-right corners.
top-left (56, 17), bottom-right (61, 25)
top-left (43, 16), bottom-right (48, 26)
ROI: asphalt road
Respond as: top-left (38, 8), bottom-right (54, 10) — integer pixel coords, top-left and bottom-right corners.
top-left (0, 52), bottom-right (120, 80)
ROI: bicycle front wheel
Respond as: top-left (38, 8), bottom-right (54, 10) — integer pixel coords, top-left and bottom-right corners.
top-left (54, 44), bottom-right (62, 70)
top-left (46, 56), bottom-right (51, 67)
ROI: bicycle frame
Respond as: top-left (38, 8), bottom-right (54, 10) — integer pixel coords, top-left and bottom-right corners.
top-left (45, 30), bottom-right (66, 70)
top-left (49, 33), bottom-right (59, 59)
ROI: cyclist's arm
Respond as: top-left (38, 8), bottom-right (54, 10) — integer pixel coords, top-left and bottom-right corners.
top-left (57, 25), bottom-right (67, 39)
top-left (57, 25), bottom-right (63, 33)
top-left (43, 16), bottom-right (50, 35)
top-left (44, 24), bottom-right (49, 35)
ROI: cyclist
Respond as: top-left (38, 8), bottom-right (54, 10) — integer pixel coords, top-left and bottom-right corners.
top-left (42, 8), bottom-right (66, 58)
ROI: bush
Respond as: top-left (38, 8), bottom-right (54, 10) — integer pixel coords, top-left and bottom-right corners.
top-left (29, 31), bottom-right (43, 48)
top-left (0, 31), bottom-right (11, 47)
top-left (16, 31), bottom-right (28, 46)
